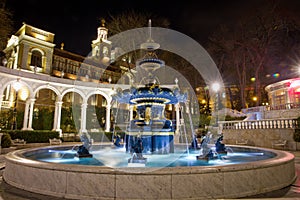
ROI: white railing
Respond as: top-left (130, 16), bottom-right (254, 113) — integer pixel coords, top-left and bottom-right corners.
top-left (220, 118), bottom-right (298, 130)
top-left (242, 103), bottom-right (300, 113)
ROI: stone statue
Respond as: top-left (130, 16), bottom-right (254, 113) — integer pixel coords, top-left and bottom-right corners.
top-left (215, 134), bottom-right (227, 154)
top-left (114, 135), bottom-right (122, 147)
top-left (76, 132), bottom-right (93, 158)
top-left (197, 132), bottom-right (215, 160)
top-left (190, 135), bottom-right (199, 149)
top-left (128, 136), bottom-right (147, 164)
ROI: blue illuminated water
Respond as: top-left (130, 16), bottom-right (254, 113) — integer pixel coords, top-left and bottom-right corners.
top-left (23, 145), bottom-right (275, 168)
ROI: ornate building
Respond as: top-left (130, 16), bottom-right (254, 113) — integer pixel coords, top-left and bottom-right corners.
top-left (0, 22), bottom-right (180, 136)
top-left (0, 22), bottom-right (125, 134)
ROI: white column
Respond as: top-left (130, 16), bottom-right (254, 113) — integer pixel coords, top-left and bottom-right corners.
top-left (175, 103), bottom-right (180, 134)
top-left (22, 100), bottom-right (30, 130)
top-left (27, 98), bottom-right (36, 130)
top-left (52, 103), bottom-right (58, 131)
top-left (55, 101), bottom-right (63, 136)
top-left (285, 90), bottom-right (291, 108)
top-left (129, 105), bottom-right (134, 120)
top-left (80, 103), bottom-right (88, 133)
top-left (105, 104), bottom-right (111, 132)
top-left (0, 94), bottom-right (3, 111)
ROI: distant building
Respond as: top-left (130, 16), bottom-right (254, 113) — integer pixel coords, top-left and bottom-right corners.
top-left (265, 78), bottom-right (300, 110)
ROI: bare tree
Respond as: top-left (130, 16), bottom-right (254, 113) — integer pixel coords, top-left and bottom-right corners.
top-left (106, 10), bottom-right (169, 36)
top-left (0, 0), bottom-right (13, 53)
top-left (208, 0), bottom-right (300, 109)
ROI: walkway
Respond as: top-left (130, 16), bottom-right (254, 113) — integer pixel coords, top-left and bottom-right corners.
top-left (0, 143), bottom-right (299, 200)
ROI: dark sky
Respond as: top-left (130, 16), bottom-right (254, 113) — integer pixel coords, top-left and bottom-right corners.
top-left (5, 0), bottom-right (300, 56)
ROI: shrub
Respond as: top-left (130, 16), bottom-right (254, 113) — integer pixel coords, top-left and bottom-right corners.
top-left (1, 134), bottom-right (12, 148)
top-left (225, 115), bottom-right (246, 121)
top-left (294, 128), bottom-right (300, 142)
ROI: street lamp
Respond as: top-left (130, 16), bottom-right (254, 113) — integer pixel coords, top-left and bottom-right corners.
top-left (212, 82), bottom-right (220, 126)
top-left (12, 81), bottom-right (22, 130)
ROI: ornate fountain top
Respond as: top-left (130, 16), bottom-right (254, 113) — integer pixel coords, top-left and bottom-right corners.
top-left (112, 19), bottom-right (187, 107)
top-left (140, 19), bottom-right (160, 51)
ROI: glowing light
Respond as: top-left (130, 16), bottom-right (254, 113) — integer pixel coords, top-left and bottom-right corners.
top-left (19, 88), bottom-right (29, 101)
top-left (252, 96), bottom-right (257, 101)
top-left (290, 80), bottom-right (300, 88)
top-left (250, 77), bottom-right (255, 82)
top-left (201, 99), bottom-right (206, 104)
top-left (211, 82), bottom-right (220, 92)
top-left (272, 73), bottom-right (280, 78)
top-left (13, 81), bottom-right (22, 91)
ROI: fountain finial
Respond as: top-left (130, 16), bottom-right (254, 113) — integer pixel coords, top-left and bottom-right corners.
top-left (140, 19), bottom-right (160, 50)
top-left (148, 19), bottom-right (152, 42)
top-left (101, 18), bottom-right (106, 27)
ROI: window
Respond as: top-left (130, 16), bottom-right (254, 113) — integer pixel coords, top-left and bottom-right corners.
top-left (31, 50), bottom-right (42, 67)
top-left (103, 46), bottom-right (108, 57)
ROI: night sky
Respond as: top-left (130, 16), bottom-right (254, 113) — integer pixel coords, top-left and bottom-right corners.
top-left (5, 0), bottom-right (300, 56)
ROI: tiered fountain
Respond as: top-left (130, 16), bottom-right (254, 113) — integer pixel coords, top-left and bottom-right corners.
top-left (112, 30), bottom-right (187, 164)
top-left (3, 22), bottom-right (296, 199)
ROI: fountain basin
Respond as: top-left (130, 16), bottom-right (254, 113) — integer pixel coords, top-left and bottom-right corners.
top-left (3, 145), bottom-right (296, 199)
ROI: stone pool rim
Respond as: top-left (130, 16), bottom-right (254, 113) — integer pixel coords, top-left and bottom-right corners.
top-left (3, 144), bottom-right (297, 199)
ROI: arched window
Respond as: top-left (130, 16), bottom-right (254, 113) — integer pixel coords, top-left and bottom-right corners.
top-left (103, 46), bottom-right (108, 57)
top-left (31, 50), bottom-right (42, 67)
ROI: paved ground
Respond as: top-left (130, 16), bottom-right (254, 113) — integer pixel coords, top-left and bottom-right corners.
top-left (0, 143), bottom-right (299, 200)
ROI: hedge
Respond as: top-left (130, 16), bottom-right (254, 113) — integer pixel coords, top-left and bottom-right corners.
top-left (2, 130), bottom-right (59, 143)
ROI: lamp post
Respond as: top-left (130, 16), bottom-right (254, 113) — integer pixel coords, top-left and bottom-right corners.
top-left (212, 82), bottom-right (220, 126)
top-left (12, 81), bottom-right (22, 130)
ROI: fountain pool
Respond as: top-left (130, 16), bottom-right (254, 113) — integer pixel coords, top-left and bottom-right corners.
top-left (3, 144), bottom-right (296, 199)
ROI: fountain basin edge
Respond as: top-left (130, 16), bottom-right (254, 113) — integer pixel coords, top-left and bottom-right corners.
top-left (3, 145), bottom-right (296, 200)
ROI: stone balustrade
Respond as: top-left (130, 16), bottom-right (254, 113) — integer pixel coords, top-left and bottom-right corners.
top-left (220, 118), bottom-right (298, 130)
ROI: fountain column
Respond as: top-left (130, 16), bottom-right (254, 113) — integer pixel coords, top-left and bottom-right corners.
top-left (27, 98), bottom-right (36, 130)
top-left (22, 99), bottom-right (30, 130)
top-left (129, 105), bottom-right (134, 120)
top-left (105, 104), bottom-right (111, 132)
top-left (175, 103), bottom-right (180, 134)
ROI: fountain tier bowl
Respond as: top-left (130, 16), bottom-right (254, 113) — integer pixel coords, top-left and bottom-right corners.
top-left (3, 145), bottom-right (296, 200)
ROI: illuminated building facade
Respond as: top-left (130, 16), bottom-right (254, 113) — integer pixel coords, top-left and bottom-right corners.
top-left (265, 78), bottom-right (300, 110)
top-left (0, 22), bottom-right (124, 134)
top-left (0, 22), bottom-right (180, 135)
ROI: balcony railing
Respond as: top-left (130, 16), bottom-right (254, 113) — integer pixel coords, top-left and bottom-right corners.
top-left (220, 118), bottom-right (298, 130)
top-left (1, 101), bottom-right (13, 108)
top-left (266, 103), bottom-right (300, 110)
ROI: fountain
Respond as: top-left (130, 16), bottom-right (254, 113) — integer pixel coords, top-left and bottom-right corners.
top-left (111, 27), bottom-right (187, 156)
top-left (3, 22), bottom-right (296, 199)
